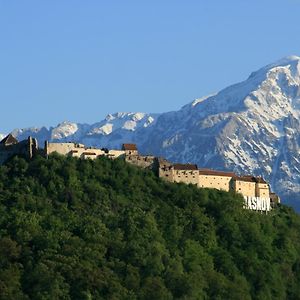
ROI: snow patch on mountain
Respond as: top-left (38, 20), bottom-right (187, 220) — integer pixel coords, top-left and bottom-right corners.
top-left (139, 55), bottom-right (300, 208)
top-left (5, 55), bottom-right (300, 210)
top-left (89, 123), bottom-right (113, 135)
top-left (122, 120), bottom-right (137, 131)
top-left (51, 122), bottom-right (79, 140)
top-left (89, 112), bottom-right (155, 133)
top-left (144, 116), bottom-right (155, 127)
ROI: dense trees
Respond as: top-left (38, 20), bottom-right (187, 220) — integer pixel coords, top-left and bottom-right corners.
top-left (0, 154), bottom-right (300, 299)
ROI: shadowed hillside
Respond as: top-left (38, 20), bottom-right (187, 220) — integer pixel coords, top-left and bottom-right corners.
top-left (0, 155), bottom-right (300, 299)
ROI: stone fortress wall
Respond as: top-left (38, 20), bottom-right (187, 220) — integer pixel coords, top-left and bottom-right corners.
top-left (157, 159), bottom-right (273, 200)
top-left (0, 134), bottom-right (39, 165)
top-left (0, 134), bottom-right (280, 211)
top-left (198, 169), bottom-right (235, 191)
top-left (44, 141), bottom-right (126, 160)
top-left (157, 158), bottom-right (277, 212)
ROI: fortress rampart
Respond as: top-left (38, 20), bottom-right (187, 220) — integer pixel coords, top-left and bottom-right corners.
top-left (44, 141), bottom-right (126, 159)
top-left (0, 135), bottom-right (280, 211)
top-left (0, 134), bottom-right (38, 164)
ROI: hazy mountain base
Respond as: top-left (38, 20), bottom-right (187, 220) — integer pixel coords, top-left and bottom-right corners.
top-left (0, 155), bottom-right (300, 299)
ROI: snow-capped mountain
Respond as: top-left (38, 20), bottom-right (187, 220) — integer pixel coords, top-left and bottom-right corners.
top-left (10, 112), bottom-right (160, 149)
top-left (139, 55), bottom-right (300, 209)
top-left (4, 55), bottom-right (300, 209)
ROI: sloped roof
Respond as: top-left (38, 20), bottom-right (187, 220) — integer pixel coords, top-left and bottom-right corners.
top-left (255, 177), bottom-right (267, 184)
top-left (198, 168), bottom-right (235, 177)
top-left (122, 143), bottom-right (137, 151)
top-left (234, 176), bottom-right (256, 183)
top-left (234, 176), bottom-right (267, 183)
top-left (0, 134), bottom-right (18, 146)
top-left (173, 163), bottom-right (198, 170)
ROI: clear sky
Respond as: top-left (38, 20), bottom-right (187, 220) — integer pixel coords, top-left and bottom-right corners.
top-left (1, 0), bottom-right (300, 133)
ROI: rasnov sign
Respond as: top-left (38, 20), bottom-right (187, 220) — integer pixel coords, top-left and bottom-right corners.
top-left (243, 196), bottom-right (271, 212)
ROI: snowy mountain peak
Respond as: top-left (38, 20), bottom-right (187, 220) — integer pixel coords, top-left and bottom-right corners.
top-left (262, 55), bottom-right (300, 74)
top-left (105, 112), bottom-right (130, 121)
top-left (249, 55), bottom-right (300, 81)
top-left (4, 55), bottom-right (300, 209)
top-left (51, 122), bottom-right (79, 140)
top-left (180, 55), bottom-right (300, 121)
top-left (270, 55), bottom-right (300, 67)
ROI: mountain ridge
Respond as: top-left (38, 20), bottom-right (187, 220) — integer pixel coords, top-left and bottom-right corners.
top-left (2, 55), bottom-right (300, 209)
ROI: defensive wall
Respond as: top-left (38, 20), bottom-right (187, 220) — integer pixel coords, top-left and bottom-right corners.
top-left (44, 141), bottom-right (125, 160)
top-left (0, 134), bottom-right (280, 211)
top-left (0, 134), bottom-right (38, 164)
top-left (156, 157), bottom-right (278, 212)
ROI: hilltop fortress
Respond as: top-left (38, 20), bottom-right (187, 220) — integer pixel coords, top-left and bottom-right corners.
top-left (0, 134), bottom-right (280, 212)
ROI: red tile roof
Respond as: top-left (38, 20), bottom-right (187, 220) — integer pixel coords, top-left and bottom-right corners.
top-left (234, 176), bottom-right (267, 183)
top-left (198, 168), bottom-right (235, 177)
top-left (122, 143), bottom-right (137, 151)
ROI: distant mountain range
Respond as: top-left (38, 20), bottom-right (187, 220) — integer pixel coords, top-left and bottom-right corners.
top-left (2, 55), bottom-right (300, 209)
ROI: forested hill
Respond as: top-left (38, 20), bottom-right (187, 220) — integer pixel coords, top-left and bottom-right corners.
top-left (0, 155), bottom-right (300, 299)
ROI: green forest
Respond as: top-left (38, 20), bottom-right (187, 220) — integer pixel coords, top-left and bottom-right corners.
top-left (0, 154), bottom-right (300, 299)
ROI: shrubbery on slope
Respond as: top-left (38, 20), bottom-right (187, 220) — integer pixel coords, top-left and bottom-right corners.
top-left (0, 154), bottom-right (300, 299)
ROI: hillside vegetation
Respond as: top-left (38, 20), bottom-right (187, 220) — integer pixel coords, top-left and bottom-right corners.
top-left (0, 155), bottom-right (300, 299)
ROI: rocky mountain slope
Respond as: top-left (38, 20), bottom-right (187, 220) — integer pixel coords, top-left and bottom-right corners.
top-left (140, 56), bottom-right (300, 209)
top-left (3, 56), bottom-right (300, 209)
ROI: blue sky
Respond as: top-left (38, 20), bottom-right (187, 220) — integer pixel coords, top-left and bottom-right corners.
top-left (1, 0), bottom-right (300, 133)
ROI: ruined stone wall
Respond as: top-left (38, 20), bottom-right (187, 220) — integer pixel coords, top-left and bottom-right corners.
top-left (125, 155), bottom-right (155, 169)
top-left (28, 137), bottom-right (38, 159)
top-left (45, 142), bottom-right (81, 156)
top-left (124, 149), bottom-right (138, 156)
top-left (73, 148), bottom-right (106, 159)
top-left (157, 159), bottom-right (174, 182)
top-left (158, 166), bottom-right (174, 182)
top-left (108, 150), bottom-right (125, 159)
top-left (0, 137), bottom-right (38, 164)
top-left (45, 142), bottom-right (125, 160)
